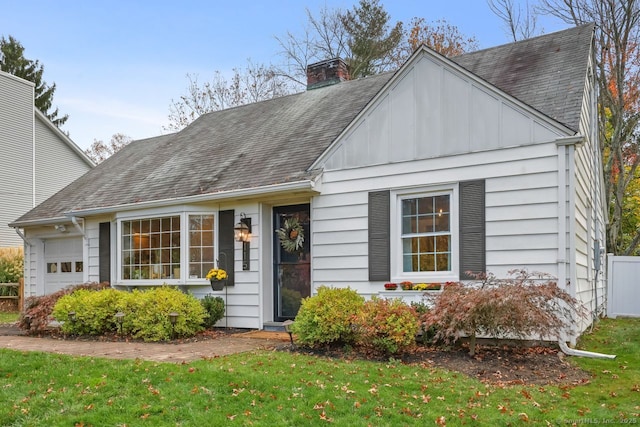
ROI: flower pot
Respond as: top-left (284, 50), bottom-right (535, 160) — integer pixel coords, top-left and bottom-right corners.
top-left (210, 279), bottom-right (226, 291)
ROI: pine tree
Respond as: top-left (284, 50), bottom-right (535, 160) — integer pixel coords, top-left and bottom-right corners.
top-left (0, 35), bottom-right (68, 127)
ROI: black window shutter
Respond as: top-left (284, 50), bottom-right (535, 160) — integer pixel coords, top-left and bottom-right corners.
top-left (369, 190), bottom-right (390, 281)
top-left (99, 222), bottom-right (111, 284)
top-left (459, 180), bottom-right (486, 280)
top-left (219, 210), bottom-right (235, 286)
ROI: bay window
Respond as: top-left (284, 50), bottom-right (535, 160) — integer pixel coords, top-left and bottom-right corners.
top-left (120, 213), bottom-right (215, 281)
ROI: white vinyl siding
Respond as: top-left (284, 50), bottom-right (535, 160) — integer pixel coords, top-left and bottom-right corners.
top-left (34, 116), bottom-right (92, 205)
top-left (0, 72), bottom-right (34, 247)
top-left (313, 141), bottom-right (563, 298)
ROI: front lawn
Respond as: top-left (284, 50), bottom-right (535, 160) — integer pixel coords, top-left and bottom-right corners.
top-left (0, 318), bottom-right (637, 426)
top-left (0, 311), bottom-right (18, 324)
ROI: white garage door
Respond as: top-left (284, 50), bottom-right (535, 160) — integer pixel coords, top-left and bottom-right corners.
top-left (44, 237), bottom-right (84, 294)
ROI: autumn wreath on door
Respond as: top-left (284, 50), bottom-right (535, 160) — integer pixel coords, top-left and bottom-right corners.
top-left (276, 217), bottom-right (305, 253)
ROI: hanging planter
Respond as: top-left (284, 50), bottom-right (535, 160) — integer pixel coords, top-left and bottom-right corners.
top-left (276, 217), bottom-right (305, 253)
top-left (206, 268), bottom-right (227, 291)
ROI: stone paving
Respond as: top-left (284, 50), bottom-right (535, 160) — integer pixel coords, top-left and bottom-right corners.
top-left (0, 325), bottom-right (290, 363)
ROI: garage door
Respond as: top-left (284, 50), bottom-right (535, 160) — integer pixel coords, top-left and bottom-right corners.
top-left (44, 237), bottom-right (84, 294)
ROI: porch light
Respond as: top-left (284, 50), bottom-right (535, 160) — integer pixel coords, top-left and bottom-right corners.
top-left (234, 213), bottom-right (252, 271)
top-left (234, 213), bottom-right (252, 243)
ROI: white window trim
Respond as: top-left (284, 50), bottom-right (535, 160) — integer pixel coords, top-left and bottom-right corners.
top-left (390, 184), bottom-right (459, 283)
top-left (115, 208), bottom-right (218, 285)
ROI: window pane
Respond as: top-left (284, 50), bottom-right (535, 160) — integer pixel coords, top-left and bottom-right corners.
top-left (75, 262), bottom-right (83, 272)
top-left (401, 193), bottom-right (452, 273)
top-left (187, 214), bottom-right (215, 279)
top-left (435, 213), bottom-right (449, 232)
top-left (122, 215), bottom-right (180, 280)
top-left (436, 253), bottom-right (450, 271)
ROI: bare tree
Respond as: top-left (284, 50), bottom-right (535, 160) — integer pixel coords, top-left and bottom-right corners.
top-left (488, 0), bottom-right (539, 41)
top-left (538, 0), bottom-right (640, 255)
top-left (165, 61), bottom-right (293, 132)
top-left (85, 133), bottom-right (132, 164)
top-left (394, 17), bottom-right (479, 65)
top-left (275, 6), bottom-right (349, 87)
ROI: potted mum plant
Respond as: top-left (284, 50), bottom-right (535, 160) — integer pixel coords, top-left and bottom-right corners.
top-left (400, 281), bottom-right (413, 290)
top-left (206, 268), bottom-right (228, 291)
top-left (384, 282), bottom-right (398, 290)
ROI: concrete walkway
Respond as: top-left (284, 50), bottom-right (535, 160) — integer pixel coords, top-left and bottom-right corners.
top-left (0, 326), bottom-right (290, 363)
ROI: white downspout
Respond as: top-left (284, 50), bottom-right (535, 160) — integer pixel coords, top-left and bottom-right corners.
top-left (558, 339), bottom-right (616, 359)
top-left (556, 143), bottom-right (568, 309)
top-left (14, 227), bottom-right (31, 302)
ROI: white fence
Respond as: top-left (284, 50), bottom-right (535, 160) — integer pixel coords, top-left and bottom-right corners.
top-left (607, 255), bottom-right (640, 318)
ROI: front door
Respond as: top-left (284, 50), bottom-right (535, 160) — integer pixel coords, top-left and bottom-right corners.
top-left (273, 204), bottom-right (311, 321)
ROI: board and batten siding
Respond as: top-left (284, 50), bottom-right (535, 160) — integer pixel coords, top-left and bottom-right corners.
top-left (34, 115), bottom-right (92, 205)
top-left (0, 72), bottom-right (35, 247)
top-left (312, 141), bottom-right (564, 296)
top-left (318, 53), bottom-right (565, 172)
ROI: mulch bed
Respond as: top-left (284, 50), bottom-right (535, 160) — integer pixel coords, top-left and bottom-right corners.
top-left (288, 342), bottom-right (592, 386)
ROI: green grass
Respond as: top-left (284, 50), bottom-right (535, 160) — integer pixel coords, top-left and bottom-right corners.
top-left (0, 311), bottom-right (19, 324)
top-left (0, 318), bottom-right (637, 426)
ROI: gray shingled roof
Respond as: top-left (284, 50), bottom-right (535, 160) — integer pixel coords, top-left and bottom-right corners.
top-left (452, 23), bottom-right (594, 131)
top-left (12, 24), bottom-right (593, 225)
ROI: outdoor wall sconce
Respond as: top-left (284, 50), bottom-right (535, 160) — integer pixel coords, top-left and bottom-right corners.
top-left (234, 213), bottom-right (251, 271)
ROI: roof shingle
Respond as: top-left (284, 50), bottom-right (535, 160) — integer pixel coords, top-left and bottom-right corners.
top-left (12, 24), bottom-right (594, 225)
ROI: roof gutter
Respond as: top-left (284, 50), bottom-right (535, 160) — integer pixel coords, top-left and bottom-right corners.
top-left (66, 179), bottom-right (319, 217)
top-left (555, 134), bottom-right (585, 147)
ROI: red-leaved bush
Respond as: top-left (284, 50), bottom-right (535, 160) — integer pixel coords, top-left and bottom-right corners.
top-left (424, 270), bottom-right (586, 355)
top-left (19, 282), bottom-right (109, 333)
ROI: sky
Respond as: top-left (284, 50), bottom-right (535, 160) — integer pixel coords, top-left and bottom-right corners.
top-left (0, 0), bottom-right (570, 151)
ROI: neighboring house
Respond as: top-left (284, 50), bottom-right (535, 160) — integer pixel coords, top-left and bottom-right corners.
top-left (1, 70), bottom-right (94, 249)
top-left (11, 24), bottom-right (605, 342)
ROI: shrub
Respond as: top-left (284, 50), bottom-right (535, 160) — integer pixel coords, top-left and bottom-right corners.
top-left (411, 301), bottom-right (438, 344)
top-left (201, 295), bottom-right (225, 328)
top-left (425, 270), bottom-right (586, 355)
top-left (20, 282), bottom-right (109, 332)
top-left (118, 287), bottom-right (207, 341)
top-left (52, 288), bottom-right (124, 335)
top-left (0, 247), bottom-right (23, 284)
top-left (53, 286), bottom-right (207, 341)
top-left (355, 297), bottom-right (419, 355)
top-left (290, 286), bottom-right (364, 346)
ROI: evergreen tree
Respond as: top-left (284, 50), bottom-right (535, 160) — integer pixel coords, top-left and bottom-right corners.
top-left (340, 0), bottom-right (403, 78)
top-left (0, 35), bottom-right (68, 127)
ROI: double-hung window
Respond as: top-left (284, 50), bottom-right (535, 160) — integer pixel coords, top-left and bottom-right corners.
top-left (120, 213), bottom-right (215, 282)
top-left (399, 191), bottom-right (456, 277)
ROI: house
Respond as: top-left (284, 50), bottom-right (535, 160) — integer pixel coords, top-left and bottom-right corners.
top-left (1, 70), bottom-right (94, 249)
top-left (11, 24), bottom-right (605, 342)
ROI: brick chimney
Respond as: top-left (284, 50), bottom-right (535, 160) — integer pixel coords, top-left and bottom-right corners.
top-left (306, 58), bottom-right (350, 90)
